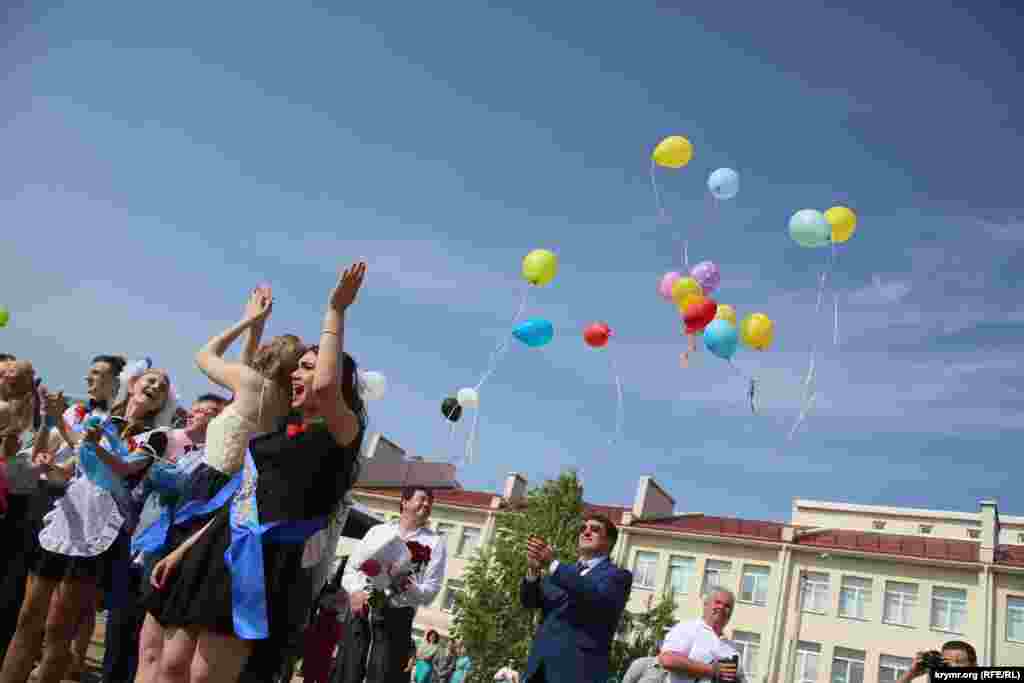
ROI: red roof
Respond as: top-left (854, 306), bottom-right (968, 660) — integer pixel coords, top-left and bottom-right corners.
top-left (798, 529), bottom-right (980, 563)
top-left (355, 487), bottom-right (497, 510)
top-left (632, 515), bottom-right (785, 541)
top-left (997, 545), bottom-right (1024, 567)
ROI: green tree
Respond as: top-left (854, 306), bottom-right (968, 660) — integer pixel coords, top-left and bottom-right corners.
top-left (608, 590), bottom-right (678, 680)
top-left (450, 471), bottom-right (586, 683)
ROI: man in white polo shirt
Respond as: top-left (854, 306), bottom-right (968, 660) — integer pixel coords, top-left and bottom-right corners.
top-left (659, 588), bottom-right (741, 683)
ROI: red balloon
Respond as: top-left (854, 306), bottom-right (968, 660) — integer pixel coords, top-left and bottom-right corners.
top-left (684, 299), bottom-right (717, 334)
top-left (583, 322), bottom-right (612, 347)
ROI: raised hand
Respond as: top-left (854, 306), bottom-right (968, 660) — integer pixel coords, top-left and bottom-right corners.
top-left (45, 390), bottom-right (67, 417)
top-left (243, 286), bottom-right (273, 325)
top-left (328, 262), bottom-right (367, 313)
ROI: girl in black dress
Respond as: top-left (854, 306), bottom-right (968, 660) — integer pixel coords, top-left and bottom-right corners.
top-left (144, 262), bottom-right (368, 683)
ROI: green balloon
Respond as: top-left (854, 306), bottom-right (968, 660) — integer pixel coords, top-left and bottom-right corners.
top-left (789, 209), bottom-right (831, 248)
top-left (0, 307), bottom-right (8, 328)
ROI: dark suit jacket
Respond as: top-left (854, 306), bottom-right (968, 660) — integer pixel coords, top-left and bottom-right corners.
top-left (520, 558), bottom-right (632, 683)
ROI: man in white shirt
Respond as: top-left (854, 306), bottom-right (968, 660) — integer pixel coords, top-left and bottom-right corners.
top-left (332, 486), bottom-right (447, 683)
top-left (659, 588), bottom-right (741, 683)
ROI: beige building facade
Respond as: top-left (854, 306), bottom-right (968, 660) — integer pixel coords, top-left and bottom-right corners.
top-left (336, 469), bottom-right (1024, 681)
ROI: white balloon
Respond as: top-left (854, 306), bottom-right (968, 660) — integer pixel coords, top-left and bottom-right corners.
top-left (456, 387), bottom-right (479, 408)
top-left (707, 167), bottom-right (740, 200)
top-left (359, 371), bottom-right (387, 401)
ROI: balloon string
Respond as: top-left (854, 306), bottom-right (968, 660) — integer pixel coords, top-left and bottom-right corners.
top-left (464, 404), bottom-right (481, 464)
top-left (683, 240), bottom-right (690, 271)
top-left (474, 282), bottom-right (530, 392)
top-left (834, 292), bottom-right (840, 347)
top-left (727, 359), bottom-right (758, 415)
top-left (650, 161), bottom-right (669, 223)
top-left (788, 392), bottom-right (817, 441)
top-left (608, 350), bottom-right (625, 446)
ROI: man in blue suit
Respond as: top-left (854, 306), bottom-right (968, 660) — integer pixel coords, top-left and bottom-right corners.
top-left (521, 514), bottom-right (633, 683)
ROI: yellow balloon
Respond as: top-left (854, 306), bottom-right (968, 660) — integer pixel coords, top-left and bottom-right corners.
top-left (671, 277), bottom-right (703, 306)
top-left (522, 249), bottom-right (558, 287)
top-left (714, 304), bottom-right (737, 325)
top-left (652, 136), bottom-right (693, 169)
top-left (825, 206), bottom-right (857, 244)
top-left (677, 293), bottom-right (705, 315)
top-left (739, 313), bottom-right (774, 351)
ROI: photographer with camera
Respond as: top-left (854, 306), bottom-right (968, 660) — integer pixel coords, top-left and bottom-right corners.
top-left (897, 641), bottom-right (977, 683)
top-left (658, 588), bottom-right (742, 683)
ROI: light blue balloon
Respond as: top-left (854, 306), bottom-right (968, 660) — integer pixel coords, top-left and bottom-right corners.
top-left (708, 168), bottom-right (740, 200)
top-left (703, 318), bottom-right (738, 360)
top-left (788, 209), bottom-right (831, 248)
top-left (513, 318), bottom-right (554, 348)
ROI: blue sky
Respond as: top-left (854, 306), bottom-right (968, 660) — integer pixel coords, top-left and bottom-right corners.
top-left (2, 2), bottom-right (1022, 522)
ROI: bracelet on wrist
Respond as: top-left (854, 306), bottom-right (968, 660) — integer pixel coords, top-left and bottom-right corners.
top-left (321, 329), bottom-right (338, 336)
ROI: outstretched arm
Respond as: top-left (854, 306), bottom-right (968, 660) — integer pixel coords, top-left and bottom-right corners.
top-left (240, 286), bottom-right (271, 367)
top-left (318, 263), bottom-right (366, 449)
top-left (196, 312), bottom-right (267, 394)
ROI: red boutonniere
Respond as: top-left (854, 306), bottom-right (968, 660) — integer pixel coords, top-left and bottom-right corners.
top-left (74, 405), bottom-right (88, 423)
top-left (360, 559), bottom-right (382, 577)
top-left (286, 423), bottom-right (307, 439)
top-left (407, 540), bottom-right (432, 567)
top-left (127, 437), bottom-right (139, 452)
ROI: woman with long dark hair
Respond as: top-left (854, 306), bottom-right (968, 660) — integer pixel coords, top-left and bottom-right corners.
top-left (143, 262), bottom-right (368, 683)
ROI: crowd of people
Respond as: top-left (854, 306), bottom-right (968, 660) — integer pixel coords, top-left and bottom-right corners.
top-left (0, 257), bottom-right (986, 683)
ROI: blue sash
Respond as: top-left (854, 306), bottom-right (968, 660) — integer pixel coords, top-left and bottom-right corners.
top-left (72, 417), bottom-right (147, 495)
top-left (131, 470), bottom-right (242, 558)
top-left (224, 449), bottom-right (326, 640)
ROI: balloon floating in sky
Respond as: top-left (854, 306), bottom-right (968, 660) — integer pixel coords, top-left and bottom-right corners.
top-left (513, 318), bottom-right (554, 348)
top-left (651, 136), bottom-right (693, 169)
top-left (658, 272), bottom-right (681, 302)
top-left (456, 387), bottom-right (479, 408)
top-left (789, 209), bottom-right (831, 248)
top-left (825, 206), bottom-right (857, 244)
top-left (703, 318), bottom-right (739, 360)
top-left (707, 168), bottom-right (740, 200)
top-left (583, 322), bottom-right (612, 348)
top-left (739, 313), bottom-right (774, 351)
top-left (0, 307), bottom-right (8, 328)
top-left (690, 261), bottom-right (721, 294)
top-left (522, 249), bottom-right (559, 287)
top-left (714, 303), bottom-right (737, 326)
top-left (671, 277), bottom-right (703, 307)
top-left (684, 298), bottom-right (718, 334)
top-left (441, 397), bottom-right (462, 422)
top-left (359, 371), bottom-right (387, 401)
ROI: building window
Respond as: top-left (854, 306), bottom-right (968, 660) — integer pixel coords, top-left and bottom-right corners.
top-left (667, 555), bottom-right (696, 595)
top-left (967, 529), bottom-right (981, 539)
top-left (739, 566), bottom-right (770, 606)
top-left (732, 631), bottom-right (760, 679)
top-left (436, 522), bottom-right (457, 537)
top-left (838, 576), bottom-right (872, 620)
top-left (1018, 533), bottom-right (1024, 544)
top-left (796, 642), bottom-right (820, 683)
top-left (883, 581), bottom-right (918, 626)
top-left (873, 520), bottom-right (886, 530)
top-left (831, 647), bottom-right (865, 683)
top-left (702, 560), bottom-right (733, 596)
top-left (931, 587), bottom-right (967, 633)
top-left (878, 655), bottom-right (913, 683)
top-left (633, 551), bottom-right (659, 589)
top-left (441, 579), bottom-right (464, 613)
top-left (919, 524), bottom-right (933, 534)
top-left (457, 527), bottom-right (481, 557)
top-left (1008, 596), bottom-right (1024, 642)
top-left (802, 572), bottom-right (830, 613)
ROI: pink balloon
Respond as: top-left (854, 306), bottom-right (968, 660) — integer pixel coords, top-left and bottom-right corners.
top-left (690, 261), bottom-right (720, 294)
top-left (658, 272), bottom-right (681, 301)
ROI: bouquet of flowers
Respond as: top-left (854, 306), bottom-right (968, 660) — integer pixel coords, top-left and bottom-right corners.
top-left (355, 538), bottom-right (433, 616)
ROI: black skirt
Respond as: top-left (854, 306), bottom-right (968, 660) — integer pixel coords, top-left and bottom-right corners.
top-left (141, 505), bottom-right (313, 641)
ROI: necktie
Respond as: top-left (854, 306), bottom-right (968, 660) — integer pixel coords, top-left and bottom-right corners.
top-left (577, 561), bottom-right (587, 574)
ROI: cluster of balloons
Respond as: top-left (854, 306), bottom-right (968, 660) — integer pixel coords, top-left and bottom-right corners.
top-left (657, 261), bottom-right (774, 361)
top-left (789, 206), bottom-right (858, 247)
top-left (651, 136), bottom-right (741, 203)
top-left (511, 249), bottom-right (559, 348)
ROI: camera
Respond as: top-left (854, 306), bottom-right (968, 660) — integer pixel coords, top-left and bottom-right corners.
top-left (920, 651), bottom-right (945, 671)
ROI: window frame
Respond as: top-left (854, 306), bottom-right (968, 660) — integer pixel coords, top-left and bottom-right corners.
top-left (738, 565), bottom-right (771, 606)
top-left (802, 572), bottom-right (830, 614)
top-left (796, 642), bottom-right (820, 683)
top-left (831, 647), bottom-right (866, 683)
top-left (456, 526), bottom-right (482, 558)
top-left (1008, 595), bottom-right (1024, 643)
top-left (930, 586), bottom-right (968, 634)
top-left (878, 654), bottom-right (913, 683)
top-left (731, 630), bottom-right (760, 679)
top-left (883, 581), bottom-right (918, 627)
top-left (632, 550), bottom-right (660, 590)
top-left (702, 559), bottom-right (734, 596)
top-left (666, 555), bottom-right (696, 596)
top-left (838, 575), bottom-right (872, 621)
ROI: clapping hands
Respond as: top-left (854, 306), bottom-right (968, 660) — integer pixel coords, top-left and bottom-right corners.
top-left (526, 535), bottom-right (554, 570)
